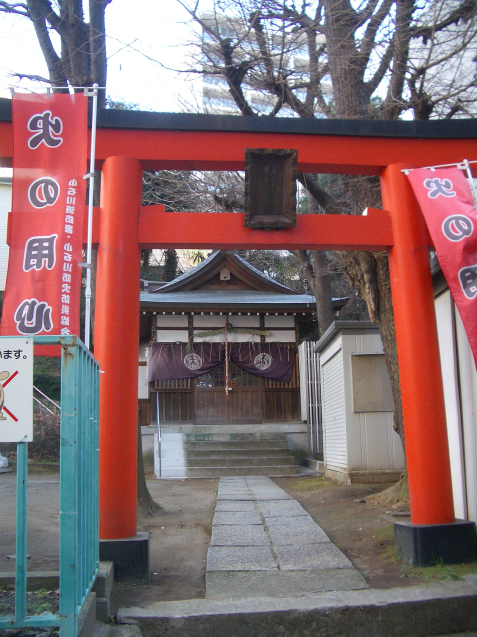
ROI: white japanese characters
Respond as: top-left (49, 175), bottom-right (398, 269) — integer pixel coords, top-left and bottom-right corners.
top-left (3, 94), bottom-right (87, 342)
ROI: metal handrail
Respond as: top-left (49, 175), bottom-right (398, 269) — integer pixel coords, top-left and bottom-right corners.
top-left (156, 391), bottom-right (161, 478)
top-left (33, 395), bottom-right (56, 416)
top-left (33, 385), bottom-right (61, 413)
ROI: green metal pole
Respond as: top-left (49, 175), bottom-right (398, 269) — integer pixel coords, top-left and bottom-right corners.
top-left (15, 441), bottom-right (28, 622)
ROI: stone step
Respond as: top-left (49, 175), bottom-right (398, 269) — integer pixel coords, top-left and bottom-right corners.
top-left (186, 456), bottom-right (296, 468)
top-left (185, 447), bottom-right (292, 459)
top-left (183, 440), bottom-right (289, 450)
top-left (164, 429), bottom-right (299, 479)
top-left (186, 465), bottom-right (299, 478)
top-left (183, 433), bottom-right (290, 443)
top-left (304, 458), bottom-right (325, 472)
top-left (118, 580), bottom-right (477, 637)
top-left (181, 425), bottom-right (289, 442)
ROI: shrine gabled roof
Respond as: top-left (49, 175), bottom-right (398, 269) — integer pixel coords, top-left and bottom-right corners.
top-left (140, 251), bottom-right (350, 312)
top-left (140, 289), bottom-right (317, 311)
top-left (153, 250), bottom-right (299, 294)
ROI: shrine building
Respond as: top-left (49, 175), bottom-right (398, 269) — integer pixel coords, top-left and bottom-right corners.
top-left (137, 250), bottom-right (343, 478)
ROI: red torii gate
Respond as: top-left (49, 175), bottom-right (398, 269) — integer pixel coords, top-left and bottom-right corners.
top-left (1, 107), bottom-right (476, 570)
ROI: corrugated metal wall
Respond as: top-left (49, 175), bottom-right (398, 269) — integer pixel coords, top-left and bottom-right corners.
top-left (301, 341), bottom-right (322, 455)
top-left (321, 349), bottom-right (347, 472)
top-left (0, 179), bottom-right (12, 291)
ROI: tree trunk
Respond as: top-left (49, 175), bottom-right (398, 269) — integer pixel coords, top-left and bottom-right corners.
top-left (323, 0), bottom-right (369, 118)
top-left (311, 250), bottom-right (334, 335)
top-left (296, 249), bottom-right (334, 336)
top-left (137, 421), bottom-right (161, 518)
top-left (295, 191), bottom-right (334, 337)
top-left (89, 0), bottom-right (109, 110)
top-left (332, 175), bottom-right (405, 453)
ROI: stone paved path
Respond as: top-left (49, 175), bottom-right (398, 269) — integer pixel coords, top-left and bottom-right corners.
top-left (206, 476), bottom-right (368, 599)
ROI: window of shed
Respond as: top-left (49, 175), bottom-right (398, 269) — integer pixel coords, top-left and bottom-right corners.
top-left (351, 354), bottom-right (394, 412)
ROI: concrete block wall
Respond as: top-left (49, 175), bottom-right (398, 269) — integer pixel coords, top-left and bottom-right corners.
top-left (159, 432), bottom-right (186, 478)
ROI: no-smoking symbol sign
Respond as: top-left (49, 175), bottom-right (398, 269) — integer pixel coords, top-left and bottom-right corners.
top-left (0, 337), bottom-right (34, 443)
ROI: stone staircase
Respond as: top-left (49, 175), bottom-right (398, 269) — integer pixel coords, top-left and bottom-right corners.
top-left (158, 424), bottom-right (305, 478)
top-left (184, 435), bottom-right (299, 478)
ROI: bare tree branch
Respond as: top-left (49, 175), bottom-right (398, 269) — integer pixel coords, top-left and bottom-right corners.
top-left (0, 1), bottom-right (28, 16)
top-left (8, 71), bottom-right (52, 83)
top-left (411, 0), bottom-right (477, 43)
top-left (297, 173), bottom-right (346, 215)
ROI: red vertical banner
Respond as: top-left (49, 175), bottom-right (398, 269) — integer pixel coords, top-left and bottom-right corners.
top-left (407, 167), bottom-right (477, 368)
top-left (0, 93), bottom-right (88, 353)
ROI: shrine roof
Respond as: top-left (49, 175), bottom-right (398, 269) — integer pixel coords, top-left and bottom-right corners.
top-left (140, 289), bottom-right (317, 311)
top-left (3, 98), bottom-right (475, 139)
top-left (155, 251), bottom-right (298, 294)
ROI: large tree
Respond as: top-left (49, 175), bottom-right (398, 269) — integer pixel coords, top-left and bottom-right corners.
top-left (0, 0), bottom-right (111, 108)
top-left (0, 1), bottom-right (165, 514)
top-left (176, 0), bottom-right (477, 453)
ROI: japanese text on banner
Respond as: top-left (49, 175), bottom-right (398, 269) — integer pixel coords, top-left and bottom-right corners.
top-left (0, 93), bottom-right (88, 347)
top-left (407, 167), bottom-right (477, 368)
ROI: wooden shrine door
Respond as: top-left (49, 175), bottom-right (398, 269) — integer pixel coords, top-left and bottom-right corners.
top-left (194, 360), bottom-right (262, 424)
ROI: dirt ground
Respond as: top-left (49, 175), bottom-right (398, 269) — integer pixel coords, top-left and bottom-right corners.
top-left (111, 477), bottom-right (218, 610)
top-left (2, 470), bottom-right (477, 616)
top-left (111, 473), bottom-right (477, 611)
top-left (275, 475), bottom-right (414, 590)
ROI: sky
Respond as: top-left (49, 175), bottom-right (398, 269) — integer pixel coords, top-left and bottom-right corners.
top-left (0, 0), bottom-right (205, 112)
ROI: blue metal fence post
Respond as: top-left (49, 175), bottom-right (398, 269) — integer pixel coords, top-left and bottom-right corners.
top-left (59, 337), bottom-right (79, 637)
top-left (14, 441), bottom-right (28, 623)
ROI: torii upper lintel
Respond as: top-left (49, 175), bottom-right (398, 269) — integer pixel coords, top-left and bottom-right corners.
top-left (1, 101), bottom-right (477, 173)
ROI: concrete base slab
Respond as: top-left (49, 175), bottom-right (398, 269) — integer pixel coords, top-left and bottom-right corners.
top-left (0, 570), bottom-right (59, 589)
top-left (267, 524), bottom-right (330, 545)
top-left (215, 500), bottom-right (257, 512)
top-left (92, 618), bottom-right (143, 637)
top-left (304, 458), bottom-right (324, 472)
top-left (394, 519), bottom-right (477, 566)
top-left (99, 533), bottom-right (149, 583)
top-left (118, 578), bottom-right (477, 637)
top-left (93, 561), bottom-right (114, 623)
top-left (93, 561), bottom-right (114, 599)
top-left (264, 515), bottom-right (321, 530)
top-left (432, 633), bottom-right (477, 637)
top-left (253, 492), bottom-right (293, 500)
top-left (211, 525), bottom-right (270, 546)
top-left (216, 494), bottom-right (255, 501)
top-left (205, 568), bottom-right (368, 599)
top-left (78, 591), bottom-right (97, 637)
top-left (274, 543), bottom-right (353, 570)
top-left (257, 500), bottom-right (308, 517)
top-left (206, 545), bottom-right (277, 571)
top-left (212, 511), bottom-right (262, 525)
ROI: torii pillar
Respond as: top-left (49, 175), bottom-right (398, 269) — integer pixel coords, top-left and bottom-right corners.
top-left (381, 164), bottom-right (476, 565)
top-left (94, 155), bottom-right (149, 580)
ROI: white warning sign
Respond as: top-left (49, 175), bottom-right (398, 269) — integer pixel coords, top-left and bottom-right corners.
top-left (0, 337), bottom-right (34, 442)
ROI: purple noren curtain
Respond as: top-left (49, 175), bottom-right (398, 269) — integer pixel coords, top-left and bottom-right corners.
top-left (230, 343), bottom-right (297, 382)
top-left (147, 341), bottom-right (297, 383)
top-left (147, 342), bottom-right (223, 382)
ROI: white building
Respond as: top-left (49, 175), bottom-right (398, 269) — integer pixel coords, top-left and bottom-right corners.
top-left (434, 263), bottom-right (477, 523)
top-left (0, 172), bottom-right (11, 291)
